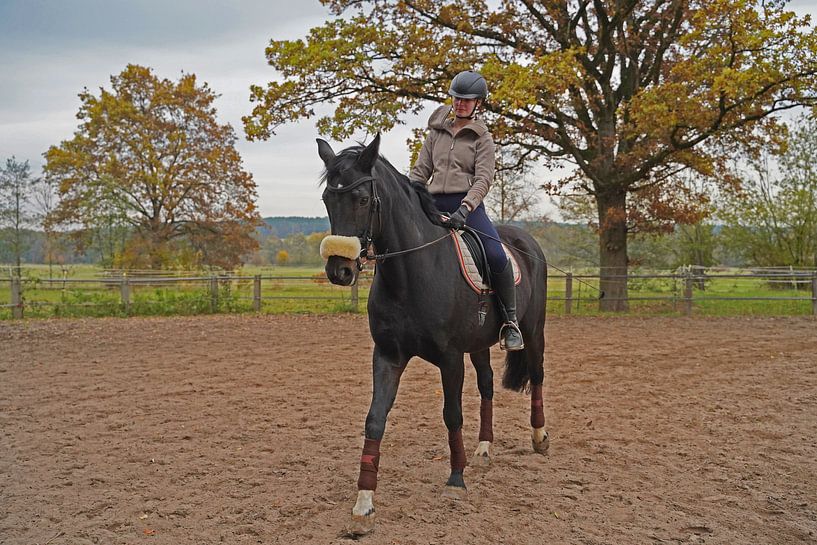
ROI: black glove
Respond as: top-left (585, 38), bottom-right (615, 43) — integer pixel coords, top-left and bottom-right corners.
top-left (444, 204), bottom-right (470, 230)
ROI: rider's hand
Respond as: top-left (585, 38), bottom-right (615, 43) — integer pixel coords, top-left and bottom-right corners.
top-left (444, 203), bottom-right (470, 230)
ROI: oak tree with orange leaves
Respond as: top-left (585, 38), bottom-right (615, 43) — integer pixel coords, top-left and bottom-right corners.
top-left (244, 0), bottom-right (817, 310)
top-left (46, 64), bottom-right (260, 270)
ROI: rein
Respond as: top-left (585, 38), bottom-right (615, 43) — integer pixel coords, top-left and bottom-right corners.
top-left (323, 172), bottom-right (602, 295)
top-left (364, 232), bottom-right (453, 263)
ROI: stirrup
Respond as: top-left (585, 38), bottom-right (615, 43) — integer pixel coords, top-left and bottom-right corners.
top-left (499, 321), bottom-right (524, 351)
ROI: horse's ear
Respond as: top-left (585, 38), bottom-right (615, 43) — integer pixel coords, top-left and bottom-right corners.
top-left (316, 138), bottom-right (336, 166)
top-left (355, 133), bottom-right (381, 173)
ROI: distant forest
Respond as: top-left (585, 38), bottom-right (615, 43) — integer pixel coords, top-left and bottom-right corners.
top-left (2, 216), bottom-right (746, 271)
top-left (258, 217), bottom-right (329, 238)
top-left (1, 217), bottom-right (329, 267)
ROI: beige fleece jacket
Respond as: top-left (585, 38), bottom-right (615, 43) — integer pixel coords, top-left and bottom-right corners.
top-left (408, 105), bottom-right (496, 211)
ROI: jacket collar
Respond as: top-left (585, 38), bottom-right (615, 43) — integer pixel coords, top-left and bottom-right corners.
top-left (428, 105), bottom-right (488, 137)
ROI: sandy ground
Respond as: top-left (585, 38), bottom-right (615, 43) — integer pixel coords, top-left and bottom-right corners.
top-left (1, 314), bottom-right (816, 545)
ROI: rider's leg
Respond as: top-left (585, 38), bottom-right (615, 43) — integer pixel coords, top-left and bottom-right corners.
top-left (491, 259), bottom-right (524, 350)
top-left (464, 204), bottom-right (524, 351)
top-left (432, 193), bottom-right (465, 215)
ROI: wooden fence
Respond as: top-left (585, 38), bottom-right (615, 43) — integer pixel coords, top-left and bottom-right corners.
top-left (0, 273), bottom-right (368, 319)
top-left (2, 269), bottom-right (816, 319)
top-left (558, 270), bottom-right (817, 316)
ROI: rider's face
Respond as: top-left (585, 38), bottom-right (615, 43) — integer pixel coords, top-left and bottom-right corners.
top-left (453, 97), bottom-right (479, 118)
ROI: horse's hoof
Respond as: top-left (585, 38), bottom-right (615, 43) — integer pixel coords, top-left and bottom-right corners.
top-left (349, 513), bottom-right (375, 536)
top-left (471, 440), bottom-right (492, 467)
top-left (532, 427), bottom-right (550, 455)
top-left (349, 490), bottom-right (375, 535)
top-left (441, 485), bottom-right (468, 500)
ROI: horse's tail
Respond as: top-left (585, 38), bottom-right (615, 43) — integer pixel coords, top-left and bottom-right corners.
top-left (501, 350), bottom-right (530, 392)
top-left (499, 229), bottom-right (547, 393)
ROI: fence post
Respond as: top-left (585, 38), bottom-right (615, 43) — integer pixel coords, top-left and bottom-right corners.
top-left (351, 282), bottom-right (359, 312)
top-left (11, 275), bottom-right (23, 319)
top-left (210, 276), bottom-right (219, 313)
top-left (120, 275), bottom-right (130, 316)
top-left (253, 275), bottom-right (262, 312)
top-left (564, 272), bottom-right (573, 315)
top-left (684, 272), bottom-right (693, 317)
top-left (672, 274), bottom-right (678, 312)
top-left (812, 272), bottom-right (817, 316)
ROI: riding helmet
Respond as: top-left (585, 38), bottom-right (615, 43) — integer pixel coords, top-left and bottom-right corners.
top-left (448, 70), bottom-right (488, 99)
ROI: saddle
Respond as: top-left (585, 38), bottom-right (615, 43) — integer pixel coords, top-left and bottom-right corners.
top-left (452, 228), bottom-right (521, 294)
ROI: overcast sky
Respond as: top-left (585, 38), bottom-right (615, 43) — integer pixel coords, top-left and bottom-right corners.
top-left (0, 0), bottom-right (420, 218)
top-left (1, 1), bottom-right (815, 218)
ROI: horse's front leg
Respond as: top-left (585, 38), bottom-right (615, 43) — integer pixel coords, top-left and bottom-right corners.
top-left (469, 349), bottom-right (493, 466)
top-left (438, 354), bottom-right (468, 500)
top-left (350, 345), bottom-right (407, 536)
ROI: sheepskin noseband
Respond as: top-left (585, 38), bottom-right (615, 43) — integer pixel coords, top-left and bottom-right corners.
top-left (320, 235), bottom-right (362, 260)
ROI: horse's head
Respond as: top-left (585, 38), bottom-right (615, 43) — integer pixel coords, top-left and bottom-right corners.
top-left (317, 134), bottom-right (381, 286)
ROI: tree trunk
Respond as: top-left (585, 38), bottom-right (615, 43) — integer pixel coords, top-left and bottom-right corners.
top-left (596, 189), bottom-right (629, 312)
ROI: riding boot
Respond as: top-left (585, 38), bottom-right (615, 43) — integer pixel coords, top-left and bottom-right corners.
top-left (492, 260), bottom-right (524, 351)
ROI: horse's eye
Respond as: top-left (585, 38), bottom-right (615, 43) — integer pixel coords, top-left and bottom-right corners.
top-left (359, 196), bottom-right (370, 207)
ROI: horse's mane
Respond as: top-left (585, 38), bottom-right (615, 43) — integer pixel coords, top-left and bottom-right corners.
top-left (321, 145), bottom-right (447, 228)
top-left (408, 180), bottom-right (448, 228)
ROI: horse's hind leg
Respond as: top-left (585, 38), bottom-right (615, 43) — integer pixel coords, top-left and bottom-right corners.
top-left (350, 346), bottom-right (407, 535)
top-left (524, 323), bottom-right (549, 454)
top-left (438, 354), bottom-right (468, 500)
top-left (469, 349), bottom-right (493, 466)
top-left (530, 382), bottom-right (549, 454)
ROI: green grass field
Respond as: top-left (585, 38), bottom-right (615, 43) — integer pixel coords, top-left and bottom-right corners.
top-left (1, 264), bottom-right (814, 319)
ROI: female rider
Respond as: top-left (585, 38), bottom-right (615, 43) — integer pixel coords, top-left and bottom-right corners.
top-left (408, 70), bottom-right (523, 351)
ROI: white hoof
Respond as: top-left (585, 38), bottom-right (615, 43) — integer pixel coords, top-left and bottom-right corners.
top-left (471, 440), bottom-right (492, 467)
top-left (350, 490), bottom-right (375, 535)
top-left (532, 427), bottom-right (549, 454)
top-left (441, 485), bottom-right (468, 500)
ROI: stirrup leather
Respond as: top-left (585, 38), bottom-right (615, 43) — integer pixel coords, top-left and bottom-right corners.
top-left (499, 321), bottom-right (524, 351)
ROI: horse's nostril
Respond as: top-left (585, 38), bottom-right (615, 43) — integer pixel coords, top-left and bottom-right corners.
top-left (326, 256), bottom-right (358, 286)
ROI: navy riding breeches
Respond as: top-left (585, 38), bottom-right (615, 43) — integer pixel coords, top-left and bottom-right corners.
top-left (433, 193), bottom-right (508, 273)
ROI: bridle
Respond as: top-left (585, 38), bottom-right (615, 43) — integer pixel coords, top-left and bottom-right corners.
top-left (324, 173), bottom-right (451, 270)
top-left (323, 173), bottom-right (381, 269)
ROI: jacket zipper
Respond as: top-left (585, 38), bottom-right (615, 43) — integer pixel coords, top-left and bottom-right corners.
top-left (443, 132), bottom-right (456, 193)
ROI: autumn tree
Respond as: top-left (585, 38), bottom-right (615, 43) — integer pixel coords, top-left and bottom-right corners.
top-left (46, 64), bottom-right (260, 270)
top-left (487, 148), bottom-right (542, 222)
top-left (0, 157), bottom-right (39, 274)
top-left (244, 0), bottom-right (817, 310)
top-left (719, 114), bottom-right (817, 268)
top-left (28, 175), bottom-right (66, 277)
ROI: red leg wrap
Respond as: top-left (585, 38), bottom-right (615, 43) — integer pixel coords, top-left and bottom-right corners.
top-left (479, 399), bottom-right (494, 443)
top-left (448, 428), bottom-right (467, 471)
top-left (530, 383), bottom-right (545, 428)
top-left (357, 438), bottom-right (381, 491)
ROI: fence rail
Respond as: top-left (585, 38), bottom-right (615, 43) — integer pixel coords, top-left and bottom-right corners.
top-left (2, 268), bottom-right (816, 319)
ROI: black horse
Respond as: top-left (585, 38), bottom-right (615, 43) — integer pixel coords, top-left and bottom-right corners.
top-left (317, 135), bottom-right (549, 535)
